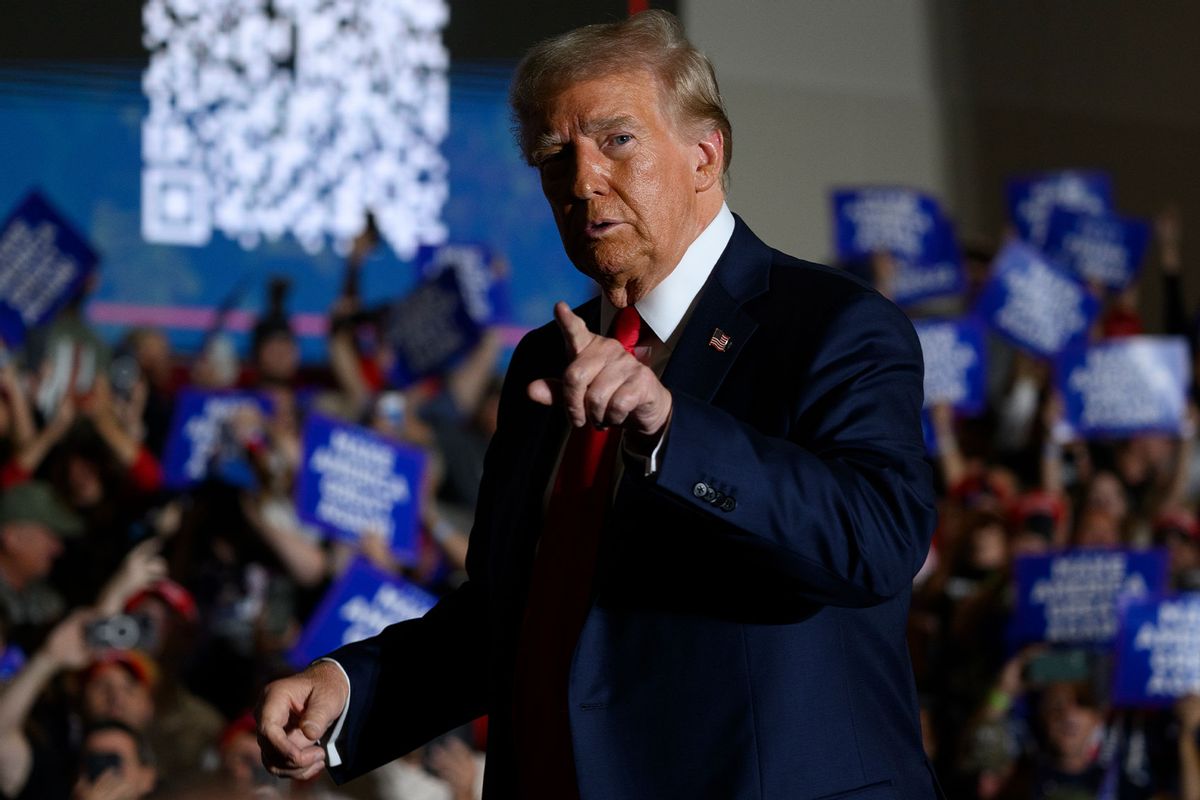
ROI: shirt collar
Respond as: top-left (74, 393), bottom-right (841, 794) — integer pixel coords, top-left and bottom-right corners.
top-left (600, 202), bottom-right (735, 342)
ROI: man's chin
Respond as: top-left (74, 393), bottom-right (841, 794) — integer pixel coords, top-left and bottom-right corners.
top-left (565, 249), bottom-right (628, 286)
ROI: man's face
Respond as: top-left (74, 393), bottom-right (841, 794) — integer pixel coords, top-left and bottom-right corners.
top-left (1039, 684), bottom-right (1102, 762)
top-left (133, 330), bottom-right (172, 385)
top-left (257, 334), bottom-right (299, 383)
top-left (532, 70), bottom-right (717, 304)
top-left (0, 522), bottom-right (63, 583)
top-left (80, 728), bottom-right (156, 798)
top-left (82, 664), bottom-right (155, 729)
top-left (67, 455), bottom-right (104, 509)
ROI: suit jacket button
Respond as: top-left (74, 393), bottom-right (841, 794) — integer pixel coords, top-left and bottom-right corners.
top-left (692, 482), bottom-right (709, 498)
top-left (709, 490), bottom-right (724, 505)
top-left (704, 488), bottom-right (719, 503)
top-left (721, 497), bottom-right (737, 512)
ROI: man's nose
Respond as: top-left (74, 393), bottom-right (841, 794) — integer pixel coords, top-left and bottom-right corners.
top-left (571, 147), bottom-right (608, 199)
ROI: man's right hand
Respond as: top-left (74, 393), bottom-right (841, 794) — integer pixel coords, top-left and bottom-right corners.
top-left (256, 661), bottom-right (350, 781)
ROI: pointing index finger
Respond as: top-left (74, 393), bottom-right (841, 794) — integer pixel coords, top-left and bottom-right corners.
top-left (554, 301), bottom-right (596, 357)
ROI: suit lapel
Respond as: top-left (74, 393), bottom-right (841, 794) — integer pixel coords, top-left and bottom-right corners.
top-left (661, 215), bottom-right (772, 403)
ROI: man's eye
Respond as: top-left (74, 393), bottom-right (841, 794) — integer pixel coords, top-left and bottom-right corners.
top-left (609, 134), bottom-right (633, 147)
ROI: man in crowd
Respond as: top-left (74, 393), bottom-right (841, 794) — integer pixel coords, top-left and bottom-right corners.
top-left (258, 10), bottom-right (940, 798)
top-left (72, 720), bottom-right (158, 800)
top-left (0, 481), bottom-right (82, 648)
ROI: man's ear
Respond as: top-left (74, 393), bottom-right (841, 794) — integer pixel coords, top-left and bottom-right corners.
top-left (694, 129), bottom-right (724, 192)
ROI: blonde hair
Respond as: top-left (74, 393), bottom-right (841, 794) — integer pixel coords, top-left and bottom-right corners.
top-left (510, 10), bottom-right (732, 182)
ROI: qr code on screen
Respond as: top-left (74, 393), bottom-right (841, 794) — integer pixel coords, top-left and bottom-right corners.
top-left (141, 0), bottom-right (450, 257)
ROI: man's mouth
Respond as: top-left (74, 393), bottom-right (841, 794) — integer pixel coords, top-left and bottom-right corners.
top-left (583, 219), bottom-right (623, 238)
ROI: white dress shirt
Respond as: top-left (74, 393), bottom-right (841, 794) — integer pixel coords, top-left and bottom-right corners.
top-left (609, 202), bottom-right (735, 475)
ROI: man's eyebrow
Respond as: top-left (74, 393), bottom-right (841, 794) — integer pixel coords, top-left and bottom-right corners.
top-left (533, 115), bottom-right (643, 153)
top-left (580, 115), bottom-right (640, 136)
top-left (531, 115), bottom-right (644, 162)
top-left (532, 131), bottom-right (566, 156)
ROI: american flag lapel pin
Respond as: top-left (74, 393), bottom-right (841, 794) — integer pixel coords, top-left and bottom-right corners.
top-left (708, 327), bottom-right (731, 352)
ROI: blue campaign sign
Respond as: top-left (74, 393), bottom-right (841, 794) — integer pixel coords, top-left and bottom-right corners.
top-left (0, 190), bottom-right (98, 345)
top-left (1057, 336), bottom-right (1190, 439)
top-left (161, 389), bottom-right (273, 489)
top-left (415, 243), bottom-right (510, 325)
top-left (890, 260), bottom-right (965, 309)
top-left (1042, 209), bottom-right (1150, 290)
top-left (288, 556), bottom-right (436, 669)
top-left (1006, 170), bottom-right (1114, 246)
top-left (832, 187), bottom-right (964, 307)
top-left (386, 268), bottom-right (485, 387)
top-left (1113, 594), bottom-right (1200, 707)
top-left (975, 242), bottom-right (1099, 358)
top-left (914, 318), bottom-right (987, 415)
top-left (295, 414), bottom-right (427, 561)
top-left (1010, 548), bottom-right (1169, 646)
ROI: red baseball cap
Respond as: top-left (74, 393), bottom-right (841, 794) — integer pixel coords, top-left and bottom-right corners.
top-left (124, 579), bottom-right (198, 623)
top-left (83, 649), bottom-right (159, 690)
top-left (1154, 509), bottom-right (1200, 542)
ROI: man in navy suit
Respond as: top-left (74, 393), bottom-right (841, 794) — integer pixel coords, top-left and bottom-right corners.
top-left (258, 10), bottom-right (941, 799)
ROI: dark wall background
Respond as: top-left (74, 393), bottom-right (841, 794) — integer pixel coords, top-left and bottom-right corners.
top-left (0, 1), bottom-right (678, 64)
top-left (932, 1), bottom-right (1200, 322)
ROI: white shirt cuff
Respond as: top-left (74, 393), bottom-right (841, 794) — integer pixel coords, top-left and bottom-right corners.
top-left (622, 424), bottom-right (669, 477)
top-left (314, 658), bottom-right (352, 768)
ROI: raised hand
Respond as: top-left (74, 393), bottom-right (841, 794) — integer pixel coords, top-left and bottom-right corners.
top-left (527, 301), bottom-right (671, 438)
top-left (43, 608), bottom-right (97, 671)
top-left (96, 537), bottom-right (168, 616)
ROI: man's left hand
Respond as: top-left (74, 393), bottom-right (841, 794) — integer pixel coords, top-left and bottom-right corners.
top-left (528, 301), bottom-right (672, 437)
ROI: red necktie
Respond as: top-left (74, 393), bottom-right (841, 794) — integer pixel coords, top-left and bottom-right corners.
top-left (513, 305), bottom-right (641, 799)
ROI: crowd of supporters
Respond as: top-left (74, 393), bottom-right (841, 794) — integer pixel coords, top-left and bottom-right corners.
top-left (0, 207), bottom-right (1196, 800)
top-left (899, 207), bottom-right (1200, 800)
top-left (0, 253), bottom-right (497, 798)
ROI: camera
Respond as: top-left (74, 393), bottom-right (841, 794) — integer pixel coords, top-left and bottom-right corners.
top-left (84, 613), bottom-right (158, 652)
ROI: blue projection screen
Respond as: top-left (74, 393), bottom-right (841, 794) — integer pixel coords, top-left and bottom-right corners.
top-left (0, 63), bottom-right (590, 362)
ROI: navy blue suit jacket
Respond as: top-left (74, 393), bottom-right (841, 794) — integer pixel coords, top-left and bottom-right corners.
top-left (327, 217), bottom-right (943, 799)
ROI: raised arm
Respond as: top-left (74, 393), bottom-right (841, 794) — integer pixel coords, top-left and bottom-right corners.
top-left (650, 289), bottom-right (936, 606)
top-left (240, 492), bottom-right (329, 588)
top-left (930, 402), bottom-right (967, 491)
top-left (0, 353), bottom-right (37, 451)
top-left (6, 395), bottom-right (75, 482)
top-left (0, 610), bottom-right (95, 798)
